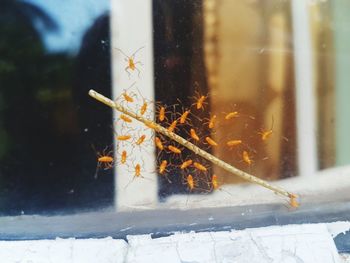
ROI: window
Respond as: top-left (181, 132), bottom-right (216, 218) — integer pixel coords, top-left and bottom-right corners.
top-left (1, 0), bottom-right (350, 251)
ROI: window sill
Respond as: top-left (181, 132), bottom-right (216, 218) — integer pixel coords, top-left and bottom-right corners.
top-left (0, 222), bottom-right (348, 262)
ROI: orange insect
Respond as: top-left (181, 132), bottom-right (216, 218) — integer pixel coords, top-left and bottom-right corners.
top-left (205, 136), bottom-right (218, 146)
top-left (140, 101), bottom-right (148, 115)
top-left (261, 130), bottom-right (273, 141)
top-left (122, 92), bottom-right (134, 103)
top-left (211, 174), bottom-right (219, 190)
top-left (225, 111), bottom-right (239, 120)
top-left (168, 145), bottom-right (181, 154)
top-left (124, 162), bottom-right (148, 189)
top-left (226, 139), bottom-right (242, 147)
top-left (289, 193), bottom-right (299, 208)
top-left (179, 110), bottom-right (190, 124)
top-left (259, 117), bottom-right (274, 141)
top-left (209, 174), bottom-right (232, 196)
top-left (121, 150), bottom-right (127, 164)
top-left (167, 120), bottom-right (177, 133)
top-left (155, 137), bottom-right (164, 150)
top-left (242, 151), bottom-right (253, 165)
top-left (196, 95), bottom-right (206, 110)
top-left (93, 147), bottom-right (114, 178)
top-left (186, 174), bottom-right (194, 190)
top-left (208, 115), bottom-right (217, 129)
top-left (159, 160), bottom-right (168, 174)
top-left (158, 106), bottom-right (166, 122)
top-left (158, 160), bottom-right (172, 183)
top-left (120, 114), bottom-right (132, 123)
top-left (180, 159), bottom-right (193, 170)
top-left (115, 47), bottom-right (144, 77)
top-left (136, 134), bottom-right (146, 145)
top-left (190, 128), bottom-right (200, 141)
top-left (97, 155), bottom-right (114, 169)
top-left (135, 163), bottom-right (141, 177)
top-left (193, 161), bottom-right (207, 172)
top-left (191, 89), bottom-right (208, 110)
top-left (117, 135), bottom-right (132, 141)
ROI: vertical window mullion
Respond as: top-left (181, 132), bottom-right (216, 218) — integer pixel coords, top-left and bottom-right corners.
top-left (291, 0), bottom-right (318, 178)
top-left (111, 0), bottom-right (157, 210)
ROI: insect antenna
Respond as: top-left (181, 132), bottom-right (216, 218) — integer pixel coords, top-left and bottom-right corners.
top-left (131, 46), bottom-right (145, 58)
top-left (114, 47), bottom-right (130, 59)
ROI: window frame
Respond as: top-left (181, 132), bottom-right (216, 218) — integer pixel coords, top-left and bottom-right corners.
top-left (0, 200), bottom-right (349, 251)
top-left (111, 0), bottom-right (158, 210)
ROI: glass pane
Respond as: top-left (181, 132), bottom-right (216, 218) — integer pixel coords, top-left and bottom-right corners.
top-left (4, 0), bottom-right (348, 217)
top-left (0, 0), bottom-right (112, 215)
top-left (152, 0), bottom-right (297, 201)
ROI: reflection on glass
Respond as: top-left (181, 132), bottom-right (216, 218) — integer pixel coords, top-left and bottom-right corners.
top-left (0, 0), bottom-right (112, 215)
top-left (23, 0), bottom-right (110, 54)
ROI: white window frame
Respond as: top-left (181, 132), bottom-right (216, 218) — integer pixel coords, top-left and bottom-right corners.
top-left (111, 0), bottom-right (157, 210)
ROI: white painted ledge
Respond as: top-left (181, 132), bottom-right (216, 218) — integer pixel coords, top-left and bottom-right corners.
top-left (0, 237), bottom-right (127, 263)
top-left (0, 222), bottom-right (349, 262)
top-left (126, 223), bottom-right (340, 263)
